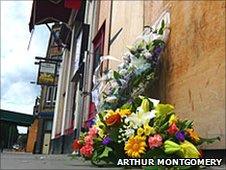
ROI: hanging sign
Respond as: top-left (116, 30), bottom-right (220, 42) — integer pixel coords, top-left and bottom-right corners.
top-left (37, 61), bottom-right (57, 86)
top-left (49, 45), bottom-right (63, 57)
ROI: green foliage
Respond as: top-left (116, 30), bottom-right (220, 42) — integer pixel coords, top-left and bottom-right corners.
top-left (120, 103), bottom-right (133, 110)
top-left (155, 104), bottom-right (174, 116)
top-left (158, 20), bottom-right (165, 35)
top-left (113, 71), bottom-right (121, 80)
top-left (198, 137), bottom-right (221, 145)
top-left (178, 120), bottom-right (193, 130)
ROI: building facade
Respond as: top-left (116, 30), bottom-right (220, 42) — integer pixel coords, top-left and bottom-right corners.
top-left (27, 23), bottom-right (63, 154)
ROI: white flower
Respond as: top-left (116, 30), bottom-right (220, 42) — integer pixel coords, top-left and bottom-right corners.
top-left (130, 55), bottom-right (147, 69)
top-left (149, 98), bottom-right (160, 107)
top-left (105, 96), bottom-right (118, 103)
top-left (118, 69), bottom-right (127, 76)
top-left (126, 108), bottom-right (156, 128)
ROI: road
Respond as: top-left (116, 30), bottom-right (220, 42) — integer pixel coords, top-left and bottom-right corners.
top-left (1, 151), bottom-right (225, 170)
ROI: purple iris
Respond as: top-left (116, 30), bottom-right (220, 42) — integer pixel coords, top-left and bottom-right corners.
top-left (87, 119), bottom-right (95, 128)
top-left (102, 137), bottom-right (112, 145)
top-left (176, 131), bottom-right (185, 142)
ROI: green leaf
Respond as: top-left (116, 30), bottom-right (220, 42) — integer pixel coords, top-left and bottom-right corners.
top-left (153, 39), bottom-right (165, 47)
top-left (113, 71), bottom-right (121, 79)
top-left (198, 137), bottom-right (220, 145)
top-left (99, 146), bottom-right (113, 159)
top-left (120, 103), bottom-right (132, 110)
top-left (144, 148), bottom-right (166, 158)
top-left (178, 120), bottom-right (193, 130)
top-left (155, 104), bottom-right (174, 116)
top-left (158, 20), bottom-right (165, 35)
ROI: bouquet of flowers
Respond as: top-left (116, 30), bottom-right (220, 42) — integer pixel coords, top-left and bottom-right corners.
top-left (72, 96), bottom-right (219, 168)
top-left (96, 20), bottom-right (169, 112)
top-left (72, 20), bottom-right (219, 169)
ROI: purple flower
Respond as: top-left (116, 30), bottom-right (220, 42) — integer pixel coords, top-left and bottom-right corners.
top-left (87, 119), bottom-right (95, 128)
top-left (176, 131), bottom-right (185, 142)
top-left (102, 137), bottom-right (112, 145)
top-left (154, 46), bottom-right (163, 55)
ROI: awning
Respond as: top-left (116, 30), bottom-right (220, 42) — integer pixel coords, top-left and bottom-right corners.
top-left (29, 0), bottom-right (81, 32)
top-left (0, 109), bottom-right (34, 127)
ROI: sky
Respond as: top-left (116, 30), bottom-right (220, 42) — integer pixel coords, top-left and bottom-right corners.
top-left (1, 1), bottom-right (51, 133)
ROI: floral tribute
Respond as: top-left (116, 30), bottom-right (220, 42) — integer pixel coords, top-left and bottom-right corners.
top-left (72, 20), bottom-right (219, 169)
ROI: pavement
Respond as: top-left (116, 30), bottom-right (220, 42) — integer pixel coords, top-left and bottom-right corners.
top-left (1, 151), bottom-right (226, 170)
top-left (0, 151), bottom-right (124, 170)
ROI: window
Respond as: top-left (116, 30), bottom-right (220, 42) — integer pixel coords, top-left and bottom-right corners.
top-left (45, 86), bottom-right (57, 106)
top-left (92, 21), bottom-right (105, 87)
top-left (45, 120), bottom-right (52, 131)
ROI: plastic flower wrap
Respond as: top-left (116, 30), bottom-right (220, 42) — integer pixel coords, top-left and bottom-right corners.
top-left (72, 20), bottom-right (220, 168)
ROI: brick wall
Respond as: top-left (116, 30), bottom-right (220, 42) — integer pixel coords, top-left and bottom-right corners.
top-left (26, 119), bottom-right (39, 153)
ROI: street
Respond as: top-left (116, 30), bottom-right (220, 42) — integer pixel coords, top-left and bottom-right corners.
top-left (0, 151), bottom-right (123, 170)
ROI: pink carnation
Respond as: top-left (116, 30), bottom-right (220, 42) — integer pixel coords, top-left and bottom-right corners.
top-left (148, 134), bottom-right (163, 149)
top-left (84, 135), bottom-right (93, 145)
top-left (80, 144), bottom-right (93, 158)
top-left (88, 126), bottom-right (98, 137)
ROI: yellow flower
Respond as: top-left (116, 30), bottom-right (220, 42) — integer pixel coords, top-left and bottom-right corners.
top-left (94, 115), bottom-right (106, 138)
top-left (117, 108), bottom-right (132, 117)
top-left (141, 98), bottom-right (150, 112)
top-left (186, 129), bottom-right (200, 142)
top-left (104, 110), bottom-right (115, 119)
top-left (124, 135), bottom-right (146, 158)
top-left (137, 127), bottom-right (144, 136)
top-left (169, 114), bottom-right (178, 125)
top-left (179, 140), bottom-right (200, 158)
top-left (143, 124), bottom-right (155, 136)
top-left (98, 128), bottom-right (105, 138)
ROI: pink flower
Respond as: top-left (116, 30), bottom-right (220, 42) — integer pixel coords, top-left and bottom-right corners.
top-left (167, 123), bottom-right (179, 135)
top-left (80, 144), bottom-right (93, 158)
top-left (84, 135), bottom-right (93, 145)
top-left (148, 134), bottom-right (163, 149)
top-left (88, 126), bottom-right (98, 137)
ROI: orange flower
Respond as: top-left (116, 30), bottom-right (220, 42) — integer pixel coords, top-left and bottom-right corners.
top-left (105, 113), bottom-right (121, 126)
top-left (71, 139), bottom-right (82, 151)
top-left (186, 129), bottom-right (200, 142)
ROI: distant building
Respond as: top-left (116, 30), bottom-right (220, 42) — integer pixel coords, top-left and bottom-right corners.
top-left (26, 23), bottom-right (63, 154)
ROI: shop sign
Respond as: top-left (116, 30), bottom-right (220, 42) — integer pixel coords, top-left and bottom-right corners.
top-left (37, 62), bottom-right (57, 86)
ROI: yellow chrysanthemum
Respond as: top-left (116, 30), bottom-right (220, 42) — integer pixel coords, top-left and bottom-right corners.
top-left (124, 135), bottom-right (146, 158)
top-left (143, 124), bottom-right (155, 136)
top-left (169, 114), bottom-right (178, 125)
top-left (117, 109), bottom-right (132, 117)
top-left (137, 127), bottom-right (144, 136)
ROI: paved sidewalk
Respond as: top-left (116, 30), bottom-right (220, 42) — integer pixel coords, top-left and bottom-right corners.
top-left (0, 151), bottom-right (123, 169)
top-left (1, 151), bottom-right (225, 170)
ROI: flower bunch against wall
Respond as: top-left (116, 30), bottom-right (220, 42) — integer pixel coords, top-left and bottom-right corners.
top-left (72, 20), bottom-right (219, 169)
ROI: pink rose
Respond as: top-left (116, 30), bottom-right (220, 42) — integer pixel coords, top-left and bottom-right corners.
top-left (148, 134), bottom-right (163, 149)
top-left (84, 135), bottom-right (93, 145)
top-left (88, 126), bottom-right (98, 137)
top-left (80, 144), bottom-right (93, 158)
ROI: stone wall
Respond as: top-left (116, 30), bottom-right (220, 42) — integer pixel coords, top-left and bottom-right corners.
top-left (144, 1), bottom-right (225, 149)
